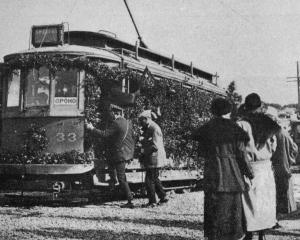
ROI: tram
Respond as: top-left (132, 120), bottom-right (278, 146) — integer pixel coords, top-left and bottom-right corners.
top-left (0, 23), bottom-right (225, 203)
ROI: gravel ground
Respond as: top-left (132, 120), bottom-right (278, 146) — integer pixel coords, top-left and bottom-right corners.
top-left (0, 175), bottom-right (299, 240)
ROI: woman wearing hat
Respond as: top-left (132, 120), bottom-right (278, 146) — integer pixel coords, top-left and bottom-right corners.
top-left (266, 107), bottom-right (298, 218)
top-left (192, 98), bottom-right (253, 240)
top-left (237, 93), bottom-right (281, 240)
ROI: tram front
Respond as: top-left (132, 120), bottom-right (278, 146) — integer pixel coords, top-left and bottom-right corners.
top-left (1, 61), bottom-right (85, 155)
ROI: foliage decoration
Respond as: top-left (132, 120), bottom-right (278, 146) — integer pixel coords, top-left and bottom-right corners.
top-left (4, 53), bottom-right (220, 169)
top-left (0, 123), bottom-right (93, 164)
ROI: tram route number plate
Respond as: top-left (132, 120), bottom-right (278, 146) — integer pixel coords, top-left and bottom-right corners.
top-left (56, 132), bottom-right (77, 143)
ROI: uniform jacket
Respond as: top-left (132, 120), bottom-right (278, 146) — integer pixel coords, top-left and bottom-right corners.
top-left (141, 119), bottom-right (166, 168)
top-left (192, 117), bottom-right (253, 192)
top-left (93, 117), bottom-right (135, 162)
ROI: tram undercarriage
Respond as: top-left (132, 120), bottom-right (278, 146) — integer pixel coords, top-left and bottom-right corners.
top-left (0, 163), bottom-right (201, 205)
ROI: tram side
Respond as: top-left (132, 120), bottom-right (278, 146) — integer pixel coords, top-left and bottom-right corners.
top-left (0, 24), bottom-right (225, 201)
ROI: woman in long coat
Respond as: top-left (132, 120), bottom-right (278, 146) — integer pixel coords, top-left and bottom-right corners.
top-left (192, 98), bottom-right (253, 240)
top-left (237, 93), bottom-right (281, 240)
top-left (267, 108), bottom-right (298, 216)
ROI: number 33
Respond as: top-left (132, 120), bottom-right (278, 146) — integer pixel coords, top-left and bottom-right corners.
top-left (56, 132), bottom-right (77, 142)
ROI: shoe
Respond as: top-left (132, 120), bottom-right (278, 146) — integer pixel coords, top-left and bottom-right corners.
top-left (243, 232), bottom-right (253, 240)
top-left (158, 197), bottom-right (169, 204)
top-left (142, 203), bottom-right (157, 208)
top-left (272, 222), bottom-right (282, 229)
top-left (120, 202), bottom-right (134, 209)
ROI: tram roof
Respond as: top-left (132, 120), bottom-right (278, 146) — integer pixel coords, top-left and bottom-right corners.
top-left (66, 31), bottom-right (214, 81)
top-left (4, 45), bottom-right (121, 63)
top-left (4, 43), bottom-right (225, 95)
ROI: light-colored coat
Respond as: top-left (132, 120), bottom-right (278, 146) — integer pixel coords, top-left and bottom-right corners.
top-left (238, 119), bottom-right (277, 231)
top-left (141, 119), bottom-right (166, 168)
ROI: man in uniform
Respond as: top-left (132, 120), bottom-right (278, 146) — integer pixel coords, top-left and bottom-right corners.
top-left (86, 104), bottom-right (135, 208)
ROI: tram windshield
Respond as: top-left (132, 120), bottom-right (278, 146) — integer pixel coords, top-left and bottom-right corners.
top-left (54, 70), bottom-right (78, 98)
top-left (6, 66), bottom-right (80, 108)
top-left (53, 69), bottom-right (79, 106)
top-left (7, 70), bottom-right (21, 107)
top-left (25, 67), bottom-right (50, 107)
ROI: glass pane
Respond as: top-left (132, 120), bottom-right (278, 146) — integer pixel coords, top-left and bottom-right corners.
top-left (34, 27), bottom-right (58, 44)
top-left (54, 70), bottom-right (78, 106)
top-left (54, 70), bottom-right (78, 97)
top-left (25, 67), bottom-right (50, 107)
top-left (7, 70), bottom-right (20, 107)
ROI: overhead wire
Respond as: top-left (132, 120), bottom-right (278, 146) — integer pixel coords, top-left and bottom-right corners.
top-left (64, 0), bottom-right (79, 21)
top-left (214, 0), bottom-right (290, 98)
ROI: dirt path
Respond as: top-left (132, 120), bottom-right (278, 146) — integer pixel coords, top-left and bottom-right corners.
top-left (0, 176), bottom-right (299, 239)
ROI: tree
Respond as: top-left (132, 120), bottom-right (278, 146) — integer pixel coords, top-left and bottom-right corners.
top-left (226, 81), bottom-right (242, 104)
top-left (226, 81), bottom-right (242, 119)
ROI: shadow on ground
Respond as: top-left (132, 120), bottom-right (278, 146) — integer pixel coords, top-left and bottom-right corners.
top-left (17, 227), bottom-right (198, 240)
top-left (55, 214), bottom-right (203, 231)
top-left (267, 229), bottom-right (300, 237)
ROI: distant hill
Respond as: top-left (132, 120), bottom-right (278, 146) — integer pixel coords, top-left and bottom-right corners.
top-left (263, 102), bottom-right (298, 110)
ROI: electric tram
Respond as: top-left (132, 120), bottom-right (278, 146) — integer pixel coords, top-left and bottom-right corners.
top-left (0, 22), bottom-right (225, 203)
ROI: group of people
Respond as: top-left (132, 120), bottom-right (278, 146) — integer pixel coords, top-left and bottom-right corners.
top-left (85, 105), bottom-right (168, 208)
top-left (86, 93), bottom-right (298, 240)
top-left (192, 93), bottom-right (298, 240)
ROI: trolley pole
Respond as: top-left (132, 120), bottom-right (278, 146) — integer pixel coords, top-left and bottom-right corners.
top-left (287, 61), bottom-right (300, 111)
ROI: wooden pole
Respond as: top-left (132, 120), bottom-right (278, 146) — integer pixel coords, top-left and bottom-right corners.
top-left (297, 61), bottom-right (300, 111)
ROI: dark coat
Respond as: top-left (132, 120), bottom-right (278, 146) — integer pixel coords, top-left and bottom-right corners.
top-left (271, 128), bottom-right (298, 214)
top-left (272, 128), bottom-right (298, 177)
top-left (93, 117), bottom-right (135, 163)
top-left (192, 117), bottom-right (253, 192)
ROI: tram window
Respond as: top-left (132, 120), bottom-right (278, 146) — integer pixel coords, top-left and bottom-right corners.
top-left (25, 67), bottom-right (50, 107)
top-left (7, 70), bottom-right (20, 107)
top-left (54, 70), bottom-right (78, 98)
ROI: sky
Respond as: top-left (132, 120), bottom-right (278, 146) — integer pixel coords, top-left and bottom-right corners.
top-left (1, 0), bottom-right (300, 105)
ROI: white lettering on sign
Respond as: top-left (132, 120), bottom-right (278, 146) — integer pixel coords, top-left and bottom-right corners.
top-left (54, 97), bottom-right (77, 105)
top-left (56, 132), bottom-right (77, 142)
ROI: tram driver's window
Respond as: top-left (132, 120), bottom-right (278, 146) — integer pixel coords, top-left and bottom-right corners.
top-left (7, 70), bottom-right (20, 107)
top-left (25, 67), bottom-right (50, 107)
top-left (54, 70), bottom-right (78, 98)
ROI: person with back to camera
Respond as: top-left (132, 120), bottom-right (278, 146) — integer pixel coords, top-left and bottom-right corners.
top-left (237, 93), bottom-right (281, 240)
top-left (138, 110), bottom-right (169, 207)
top-left (86, 104), bottom-right (135, 208)
top-left (191, 98), bottom-right (254, 240)
top-left (266, 107), bottom-right (298, 222)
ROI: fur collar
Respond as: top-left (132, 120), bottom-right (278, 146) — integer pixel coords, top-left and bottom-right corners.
top-left (243, 112), bottom-right (280, 149)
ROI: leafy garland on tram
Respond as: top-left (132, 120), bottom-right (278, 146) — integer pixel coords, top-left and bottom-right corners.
top-left (0, 53), bottom-right (217, 168)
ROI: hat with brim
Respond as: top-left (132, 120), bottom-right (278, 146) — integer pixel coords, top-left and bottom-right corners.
top-left (265, 107), bottom-right (278, 120)
top-left (245, 93), bottom-right (261, 112)
top-left (211, 98), bottom-right (232, 116)
top-left (138, 110), bottom-right (152, 119)
top-left (110, 104), bottom-right (123, 112)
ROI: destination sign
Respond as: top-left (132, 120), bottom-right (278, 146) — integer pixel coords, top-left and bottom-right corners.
top-left (54, 97), bottom-right (77, 105)
top-left (31, 24), bottom-right (64, 47)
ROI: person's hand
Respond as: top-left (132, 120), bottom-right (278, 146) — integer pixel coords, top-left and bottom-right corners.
top-left (85, 122), bottom-right (95, 130)
top-left (244, 177), bottom-right (253, 191)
